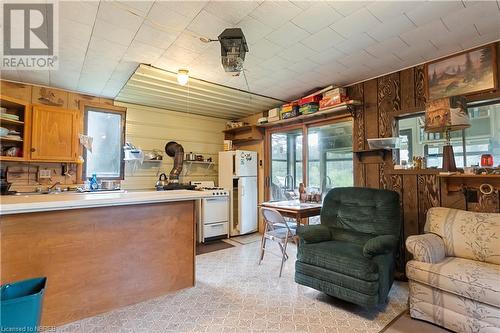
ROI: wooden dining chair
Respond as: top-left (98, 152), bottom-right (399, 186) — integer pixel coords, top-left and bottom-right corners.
top-left (259, 207), bottom-right (296, 277)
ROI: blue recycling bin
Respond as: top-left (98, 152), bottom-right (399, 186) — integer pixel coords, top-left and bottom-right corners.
top-left (1, 277), bottom-right (47, 332)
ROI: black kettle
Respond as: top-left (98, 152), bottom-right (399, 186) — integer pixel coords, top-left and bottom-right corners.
top-left (155, 173), bottom-right (168, 190)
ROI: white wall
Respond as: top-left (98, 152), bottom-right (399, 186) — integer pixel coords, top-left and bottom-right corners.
top-left (116, 102), bottom-right (227, 190)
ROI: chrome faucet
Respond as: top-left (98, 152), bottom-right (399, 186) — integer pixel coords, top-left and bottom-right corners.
top-left (284, 174), bottom-right (294, 190)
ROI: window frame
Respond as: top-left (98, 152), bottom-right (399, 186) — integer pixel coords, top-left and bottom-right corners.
top-left (82, 104), bottom-right (126, 181)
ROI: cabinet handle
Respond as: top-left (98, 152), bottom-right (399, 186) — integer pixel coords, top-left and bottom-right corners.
top-left (31, 148), bottom-right (36, 152)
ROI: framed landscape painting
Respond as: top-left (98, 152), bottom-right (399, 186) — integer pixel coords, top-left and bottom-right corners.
top-left (426, 45), bottom-right (497, 100)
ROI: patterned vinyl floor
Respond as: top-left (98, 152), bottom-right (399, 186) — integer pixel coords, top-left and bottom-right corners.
top-left (56, 241), bottom-right (408, 333)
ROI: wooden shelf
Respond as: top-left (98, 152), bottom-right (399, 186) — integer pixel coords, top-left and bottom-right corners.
top-left (354, 148), bottom-right (389, 161)
top-left (223, 125), bottom-right (253, 134)
top-left (0, 117), bottom-right (24, 125)
top-left (0, 156), bottom-right (25, 161)
top-left (0, 136), bottom-right (23, 142)
top-left (257, 100), bottom-right (362, 128)
top-left (387, 168), bottom-right (441, 175)
top-left (438, 174), bottom-right (500, 178)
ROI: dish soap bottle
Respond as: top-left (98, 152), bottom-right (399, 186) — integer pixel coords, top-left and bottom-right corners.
top-left (90, 173), bottom-right (98, 191)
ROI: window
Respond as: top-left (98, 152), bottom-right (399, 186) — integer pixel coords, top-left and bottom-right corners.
top-left (83, 106), bottom-right (125, 180)
top-left (267, 119), bottom-right (353, 201)
top-left (397, 101), bottom-right (499, 168)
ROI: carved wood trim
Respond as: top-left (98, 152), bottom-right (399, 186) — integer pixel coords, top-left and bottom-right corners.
top-left (377, 72), bottom-right (401, 138)
top-left (414, 65), bottom-right (427, 108)
top-left (417, 175), bottom-right (441, 233)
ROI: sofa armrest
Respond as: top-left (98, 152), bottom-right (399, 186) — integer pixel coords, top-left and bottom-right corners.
top-left (406, 233), bottom-right (445, 263)
top-left (297, 225), bottom-right (332, 244)
top-left (363, 235), bottom-right (398, 258)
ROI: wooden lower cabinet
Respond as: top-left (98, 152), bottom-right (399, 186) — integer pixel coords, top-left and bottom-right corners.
top-left (31, 105), bottom-right (79, 161)
top-left (0, 201), bottom-right (196, 326)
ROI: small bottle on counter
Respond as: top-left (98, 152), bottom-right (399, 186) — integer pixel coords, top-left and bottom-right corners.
top-left (90, 173), bottom-right (99, 191)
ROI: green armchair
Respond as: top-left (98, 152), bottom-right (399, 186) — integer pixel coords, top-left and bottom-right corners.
top-left (295, 187), bottom-right (401, 307)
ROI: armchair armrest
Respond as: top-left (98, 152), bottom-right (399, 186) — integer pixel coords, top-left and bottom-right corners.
top-left (297, 225), bottom-right (332, 244)
top-left (363, 235), bottom-right (398, 258)
top-left (406, 233), bottom-right (445, 263)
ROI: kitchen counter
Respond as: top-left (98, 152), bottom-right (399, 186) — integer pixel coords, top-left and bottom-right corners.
top-left (0, 189), bottom-right (209, 215)
top-left (1, 189), bottom-right (203, 326)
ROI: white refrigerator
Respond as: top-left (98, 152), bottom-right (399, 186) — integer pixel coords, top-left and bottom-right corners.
top-left (219, 150), bottom-right (258, 236)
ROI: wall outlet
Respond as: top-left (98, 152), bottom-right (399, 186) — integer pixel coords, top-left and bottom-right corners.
top-left (38, 169), bottom-right (52, 179)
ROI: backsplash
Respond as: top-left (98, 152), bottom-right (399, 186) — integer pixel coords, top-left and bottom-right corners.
top-left (3, 162), bottom-right (79, 192)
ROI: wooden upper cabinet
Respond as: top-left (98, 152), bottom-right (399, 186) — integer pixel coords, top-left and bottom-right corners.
top-left (31, 106), bottom-right (78, 161)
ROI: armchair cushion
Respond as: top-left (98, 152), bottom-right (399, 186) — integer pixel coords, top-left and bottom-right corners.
top-left (297, 240), bottom-right (379, 281)
top-left (406, 233), bottom-right (445, 264)
top-left (297, 224), bottom-right (332, 244)
top-left (363, 235), bottom-right (398, 258)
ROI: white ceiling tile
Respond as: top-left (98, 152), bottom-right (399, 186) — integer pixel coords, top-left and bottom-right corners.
top-left (97, 1), bottom-right (144, 32)
top-left (291, 3), bottom-right (344, 34)
top-left (0, 70), bottom-right (20, 82)
top-left (110, 61), bottom-right (139, 81)
top-left (146, 2), bottom-right (193, 34)
top-left (474, 13), bottom-right (500, 37)
top-left (265, 22), bottom-right (310, 48)
top-left (187, 10), bottom-right (232, 39)
top-left (287, 58), bottom-right (321, 74)
top-left (123, 40), bottom-right (165, 63)
top-left (405, 1), bottom-right (465, 26)
top-left (328, 1), bottom-right (369, 17)
top-left (204, 1), bottom-right (260, 25)
top-left (17, 70), bottom-right (50, 86)
top-left (152, 57), bottom-right (181, 72)
top-left (248, 39), bottom-right (282, 59)
top-left (249, 1), bottom-right (302, 29)
top-left (93, 19), bottom-right (137, 46)
top-left (277, 43), bottom-right (317, 63)
top-left (330, 8), bottom-right (382, 39)
top-left (154, 1), bottom-right (207, 18)
top-left (59, 1), bottom-right (98, 26)
top-left (259, 56), bottom-right (289, 71)
top-left (290, 1), bottom-right (314, 10)
top-left (364, 37), bottom-right (409, 59)
top-left (49, 70), bottom-right (80, 91)
top-left (337, 50), bottom-right (376, 68)
top-left (334, 33), bottom-right (376, 54)
top-left (400, 20), bottom-right (449, 46)
top-left (134, 21), bottom-right (178, 50)
top-left (161, 45), bottom-right (200, 66)
top-left (88, 37), bottom-right (129, 62)
top-left (308, 47), bottom-right (344, 66)
top-left (171, 30), bottom-right (214, 54)
top-left (237, 16), bottom-right (274, 45)
top-left (366, 1), bottom-right (422, 22)
top-left (117, 1), bottom-right (154, 15)
top-left (300, 27), bottom-right (345, 53)
top-left (367, 15), bottom-right (416, 41)
top-left (59, 18), bottom-right (93, 43)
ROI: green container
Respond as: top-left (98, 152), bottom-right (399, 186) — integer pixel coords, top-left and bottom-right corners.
top-left (1, 277), bottom-right (47, 331)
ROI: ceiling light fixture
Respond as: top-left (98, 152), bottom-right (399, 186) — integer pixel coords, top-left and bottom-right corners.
top-left (177, 69), bottom-right (189, 86)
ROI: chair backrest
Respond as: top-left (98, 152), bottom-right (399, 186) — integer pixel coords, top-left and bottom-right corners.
top-left (261, 207), bottom-right (293, 233)
top-left (321, 187), bottom-right (401, 238)
top-left (425, 207), bottom-right (500, 265)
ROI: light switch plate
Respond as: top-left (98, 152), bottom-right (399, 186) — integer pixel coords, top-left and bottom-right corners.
top-left (38, 169), bottom-right (51, 179)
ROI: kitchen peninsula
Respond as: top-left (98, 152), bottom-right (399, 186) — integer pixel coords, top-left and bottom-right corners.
top-left (0, 190), bottom-right (207, 326)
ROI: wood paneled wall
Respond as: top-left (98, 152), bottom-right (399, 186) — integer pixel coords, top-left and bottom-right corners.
top-left (347, 42), bottom-right (500, 275)
top-left (115, 102), bottom-right (227, 190)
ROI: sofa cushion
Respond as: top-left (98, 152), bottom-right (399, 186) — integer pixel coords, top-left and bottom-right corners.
top-left (407, 257), bottom-right (500, 308)
top-left (297, 240), bottom-right (379, 281)
top-left (426, 207), bottom-right (500, 265)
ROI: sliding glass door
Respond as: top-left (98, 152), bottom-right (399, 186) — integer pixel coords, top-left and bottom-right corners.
top-left (307, 121), bottom-right (354, 193)
top-left (266, 119), bottom-right (353, 201)
top-left (269, 129), bottom-right (302, 201)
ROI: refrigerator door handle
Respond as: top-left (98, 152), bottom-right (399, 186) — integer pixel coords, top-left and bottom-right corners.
top-left (241, 184), bottom-right (245, 196)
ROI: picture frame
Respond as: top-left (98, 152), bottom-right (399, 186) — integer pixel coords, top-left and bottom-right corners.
top-left (426, 44), bottom-right (497, 100)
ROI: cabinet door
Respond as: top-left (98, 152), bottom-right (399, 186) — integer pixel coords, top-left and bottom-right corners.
top-left (31, 106), bottom-right (78, 161)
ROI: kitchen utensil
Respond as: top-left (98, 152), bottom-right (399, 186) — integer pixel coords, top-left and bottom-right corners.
top-left (186, 152), bottom-right (195, 161)
top-left (155, 173), bottom-right (168, 189)
top-left (195, 155), bottom-right (203, 161)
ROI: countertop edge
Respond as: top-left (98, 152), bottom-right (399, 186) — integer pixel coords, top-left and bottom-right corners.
top-left (0, 191), bottom-right (213, 215)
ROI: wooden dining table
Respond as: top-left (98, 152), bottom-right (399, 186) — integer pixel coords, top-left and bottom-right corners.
top-left (259, 200), bottom-right (322, 225)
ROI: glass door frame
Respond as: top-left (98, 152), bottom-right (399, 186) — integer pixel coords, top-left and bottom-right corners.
top-left (264, 115), bottom-right (353, 201)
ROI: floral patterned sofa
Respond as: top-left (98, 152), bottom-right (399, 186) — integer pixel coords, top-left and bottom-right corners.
top-left (406, 207), bottom-right (500, 333)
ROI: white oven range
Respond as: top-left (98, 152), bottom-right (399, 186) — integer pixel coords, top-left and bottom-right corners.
top-left (191, 181), bottom-right (229, 243)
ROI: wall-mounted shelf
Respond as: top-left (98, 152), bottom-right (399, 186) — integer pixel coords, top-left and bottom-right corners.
top-left (0, 117), bottom-right (25, 125)
top-left (257, 100), bottom-right (362, 129)
top-left (223, 125), bottom-right (263, 144)
top-left (0, 95), bottom-right (30, 161)
top-left (354, 148), bottom-right (389, 161)
top-left (438, 173), bottom-right (500, 193)
top-left (183, 160), bottom-right (214, 173)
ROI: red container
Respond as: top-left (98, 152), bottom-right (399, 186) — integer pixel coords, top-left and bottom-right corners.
top-left (480, 154), bottom-right (494, 167)
top-left (299, 95), bottom-right (321, 106)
